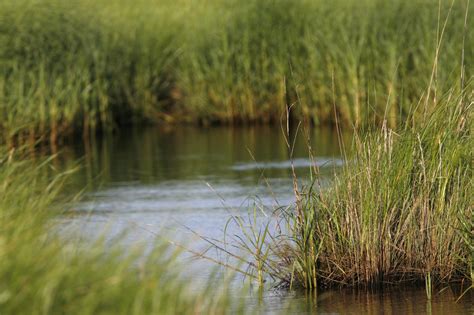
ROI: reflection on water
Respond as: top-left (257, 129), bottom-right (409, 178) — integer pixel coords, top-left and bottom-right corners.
top-left (60, 125), bottom-right (347, 185)
top-left (230, 157), bottom-right (344, 171)
top-left (260, 287), bottom-right (473, 314)
top-left (55, 125), bottom-right (472, 314)
top-left (58, 125), bottom-right (349, 242)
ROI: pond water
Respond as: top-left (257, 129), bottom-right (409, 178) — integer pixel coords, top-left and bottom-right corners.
top-left (56, 125), bottom-right (472, 314)
top-left (59, 125), bottom-right (347, 245)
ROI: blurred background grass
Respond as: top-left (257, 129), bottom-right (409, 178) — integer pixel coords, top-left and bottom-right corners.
top-left (0, 150), bottom-right (243, 314)
top-left (1, 0), bottom-right (471, 144)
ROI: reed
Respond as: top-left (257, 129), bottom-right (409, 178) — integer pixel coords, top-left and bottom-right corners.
top-left (1, 0), bottom-right (471, 144)
top-left (242, 86), bottom-right (473, 291)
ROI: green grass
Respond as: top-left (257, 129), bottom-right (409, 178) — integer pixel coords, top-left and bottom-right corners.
top-left (2, 0), bottom-right (471, 306)
top-left (1, 0), bottom-right (471, 144)
top-left (0, 150), bottom-right (241, 314)
top-left (237, 86), bottom-right (472, 291)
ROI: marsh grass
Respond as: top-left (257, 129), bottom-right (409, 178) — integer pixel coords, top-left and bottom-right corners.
top-left (226, 86), bottom-right (472, 292)
top-left (0, 149), bottom-right (242, 314)
top-left (211, 0), bottom-right (473, 292)
top-left (0, 0), bottom-right (185, 145)
top-left (1, 0), bottom-right (471, 144)
top-left (299, 88), bottom-right (472, 288)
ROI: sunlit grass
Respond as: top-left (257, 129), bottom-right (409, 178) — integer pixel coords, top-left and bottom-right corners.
top-left (231, 86), bottom-right (473, 292)
top-left (1, 0), bottom-right (471, 144)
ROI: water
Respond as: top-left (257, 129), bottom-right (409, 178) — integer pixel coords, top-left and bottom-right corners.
top-left (59, 125), bottom-right (347, 245)
top-left (56, 125), bottom-right (472, 314)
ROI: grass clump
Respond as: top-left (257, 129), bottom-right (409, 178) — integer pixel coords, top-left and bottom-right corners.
top-left (0, 150), bottom-right (238, 314)
top-left (260, 87), bottom-right (473, 290)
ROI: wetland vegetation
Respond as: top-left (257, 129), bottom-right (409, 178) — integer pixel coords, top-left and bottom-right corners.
top-left (0, 0), bottom-right (472, 313)
top-left (237, 91), bottom-right (473, 292)
top-left (1, 0), bottom-right (472, 144)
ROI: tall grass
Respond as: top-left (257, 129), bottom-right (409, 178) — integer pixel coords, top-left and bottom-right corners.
top-left (1, 0), bottom-right (471, 144)
top-left (0, 0), bottom-right (185, 145)
top-left (237, 86), bottom-right (472, 291)
top-left (182, 0), bottom-right (471, 126)
top-left (0, 150), bottom-right (240, 314)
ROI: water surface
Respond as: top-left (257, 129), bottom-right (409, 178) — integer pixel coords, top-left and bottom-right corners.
top-left (60, 125), bottom-right (347, 244)
top-left (56, 125), bottom-right (472, 314)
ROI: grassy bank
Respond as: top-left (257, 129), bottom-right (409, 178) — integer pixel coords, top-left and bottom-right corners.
top-left (0, 151), bottom-right (239, 314)
top-left (1, 0), bottom-right (471, 144)
top-left (243, 87), bottom-right (472, 292)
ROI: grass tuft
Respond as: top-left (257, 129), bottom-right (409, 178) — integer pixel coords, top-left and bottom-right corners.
top-left (240, 86), bottom-right (473, 291)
